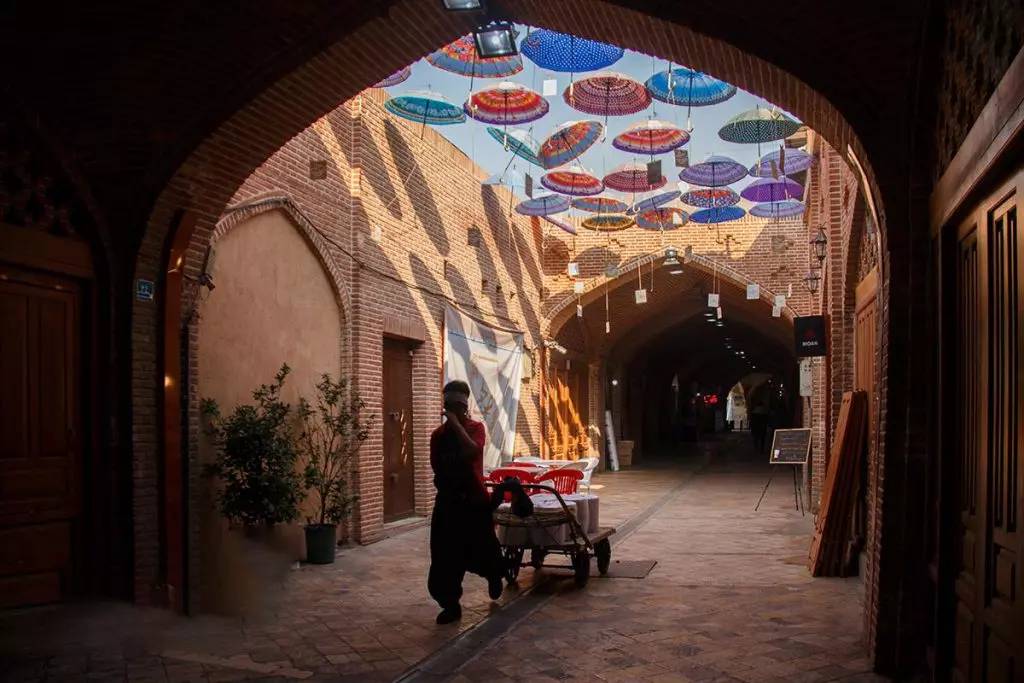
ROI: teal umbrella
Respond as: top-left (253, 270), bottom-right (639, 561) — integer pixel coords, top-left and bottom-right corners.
top-left (487, 127), bottom-right (542, 167)
top-left (384, 90), bottom-right (465, 127)
top-left (718, 107), bottom-right (800, 145)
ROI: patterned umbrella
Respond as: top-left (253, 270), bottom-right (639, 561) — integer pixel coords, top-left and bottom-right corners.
top-left (384, 90), bottom-right (465, 126)
top-left (543, 215), bottom-right (577, 236)
top-left (541, 169), bottom-right (604, 196)
top-left (571, 196), bottom-right (629, 213)
top-left (466, 82), bottom-right (548, 125)
top-left (635, 207), bottom-right (689, 230)
top-left (520, 29), bottom-right (624, 73)
top-left (680, 187), bottom-right (741, 209)
top-left (626, 190), bottom-right (681, 215)
top-left (645, 67), bottom-right (737, 108)
top-left (515, 192), bottom-right (571, 216)
top-left (718, 107), bottom-right (801, 144)
top-left (582, 214), bottom-right (634, 232)
top-left (613, 119), bottom-right (690, 155)
top-left (426, 34), bottom-right (523, 78)
top-left (373, 66), bottom-right (411, 88)
top-left (740, 177), bottom-right (804, 203)
top-left (689, 206), bottom-right (747, 224)
top-left (678, 155), bottom-right (747, 187)
top-left (486, 127), bottom-right (542, 167)
top-left (749, 200), bottom-right (807, 218)
top-left (749, 148), bottom-right (816, 177)
top-left (538, 120), bottom-right (604, 169)
top-left (563, 72), bottom-right (651, 121)
top-left (604, 162), bottom-right (667, 193)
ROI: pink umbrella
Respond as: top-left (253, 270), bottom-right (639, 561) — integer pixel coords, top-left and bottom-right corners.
top-left (541, 169), bottom-right (604, 196)
top-left (603, 162), bottom-right (667, 193)
top-left (563, 72), bottom-right (651, 129)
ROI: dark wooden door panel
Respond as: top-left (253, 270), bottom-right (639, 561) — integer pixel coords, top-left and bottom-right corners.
top-left (382, 339), bottom-right (415, 521)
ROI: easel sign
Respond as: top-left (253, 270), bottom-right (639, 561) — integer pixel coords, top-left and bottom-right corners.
top-left (769, 428), bottom-right (811, 465)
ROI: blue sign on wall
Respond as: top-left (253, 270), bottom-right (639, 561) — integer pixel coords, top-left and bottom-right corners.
top-left (135, 279), bottom-right (155, 302)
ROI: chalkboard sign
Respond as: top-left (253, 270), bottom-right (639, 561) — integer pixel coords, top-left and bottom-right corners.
top-left (769, 428), bottom-right (812, 465)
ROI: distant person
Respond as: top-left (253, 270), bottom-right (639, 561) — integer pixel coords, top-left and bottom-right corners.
top-left (750, 401), bottom-right (769, 453)
top-left (428, 380), bottom-right (504, 625)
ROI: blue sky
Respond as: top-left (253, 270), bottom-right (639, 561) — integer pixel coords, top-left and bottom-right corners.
top-left (379, 26), bottom-right (801, 200)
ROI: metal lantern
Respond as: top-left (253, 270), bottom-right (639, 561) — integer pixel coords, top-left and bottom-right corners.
top-left (804, 268), bottom-right (822, 293)
top-left (811, 228), bottom-right (828, 263)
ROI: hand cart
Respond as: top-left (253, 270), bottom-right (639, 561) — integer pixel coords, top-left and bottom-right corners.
top-left (488, 482), bottom-right (615, 588)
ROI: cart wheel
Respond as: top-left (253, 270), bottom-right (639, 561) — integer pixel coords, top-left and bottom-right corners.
top-left (573, 550), bottom-right (590, 588)
top-left (595, 539), bottom-right (611, 575)
top-left (529, 549), bottom-right (547, 569)
top-left (502, 546), bottom-right (523, 585)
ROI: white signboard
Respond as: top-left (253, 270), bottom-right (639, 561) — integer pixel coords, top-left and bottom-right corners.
top-left (746, 283), bottom-right (760, 300)
top-left (542, 79), bottom-right (557, 97)
top-left (635, 288), bottom-right (648, 304)
top-left (772, 304), bottom-right (782, 318)
top-left (605, 410), bottom-right (620, 471)
top-left (799, 359), bottom-right (813, 397)
top-left (443, 306), bottom-right (524, 467)
top-left (775, 294), bottom-right (787, 308)
top-left (708, 293), bottom-right (720, 308)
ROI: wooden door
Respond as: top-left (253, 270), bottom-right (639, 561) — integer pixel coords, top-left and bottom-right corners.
top-left (949, 181), bottom-right (1023, 683)
top-left (0, 268), bottom-right (82, 608)
top-left (382, 339), bottom-right (415, 521)
top-left (854, 268), bottom-right (878, 551)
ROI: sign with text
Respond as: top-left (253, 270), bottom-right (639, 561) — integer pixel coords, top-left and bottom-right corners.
top-left (769, 428), bottom-right (812, 465)
top-left (746, 283), bottom-right (760, 300)
top-left (135, 279), bottom-right (155, 302)
top-left (794, 315), bottom-right (827, 357)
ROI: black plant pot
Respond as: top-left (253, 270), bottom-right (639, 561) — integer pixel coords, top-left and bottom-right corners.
top-left (304, 524), bottom-right (337, 564)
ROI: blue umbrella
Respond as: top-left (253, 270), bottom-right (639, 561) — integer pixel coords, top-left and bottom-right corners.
top-left (483, 167), bottom-right (528, 189)
top-left (520, 29), bottom-right (624, 73)
top-left (749, 200), bottom-right (806, 219)
top-left (384, 90), bottom-right (465, 126)
top-left (689, 206), bottom-right (746, 224)
top-left (486, 127), bottom-right (542, 167)
top-left (646, 67), bottom-right (737, 107)
top-left (749, 148), bottom-right (816, 178)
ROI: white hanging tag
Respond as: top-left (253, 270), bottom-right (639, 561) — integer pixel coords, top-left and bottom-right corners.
top-left (775, 294), bottom-right (786, 307)
top-left (772, 305), bottom-right (782, 318)
top-left (573, 281), bottom-right (585, 294)
top-left (684, 246), bottom-right (694, 263)
top-left (542, 79), bottom-right (557, 97)
top-left (635, 288), bottom-right (648, 304)
top-left (567, 262), bottom-right (580, 277)
top-left (671, 211), bottom-right (684, 225)
top-left (576, 304), bottom-right (584, 318)
top-left (605, 321), bottom-right (610, 334)
top-left (746, 283), bottom-right (760, 300)
top-left (707, 293), bottom-right (720, 308)
top-left (788, 283), bottom-right (793, 297)
top-left (716, 306), bottom-right (723, 320)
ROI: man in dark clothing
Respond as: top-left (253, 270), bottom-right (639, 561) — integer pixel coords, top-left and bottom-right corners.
top-left (428, 380), bottom-right (504, 625)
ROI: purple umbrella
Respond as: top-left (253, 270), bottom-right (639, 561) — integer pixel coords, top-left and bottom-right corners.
top-left (373, 66), bottom-right (411, 88)
top-left (749, 200), bottom-right (807, 218)
top-left (543, 215), bottom-right (577, 235)
top-left (740, 177), bottom-right (804, 203)
top-left (515, 193), bottom-right (571, 216)
top-left (626, 190), bottom-right (681, 215)
top-left (678, 155), bottom-right (748, 187)
top-left (749, 149), bottom-right (816, 178)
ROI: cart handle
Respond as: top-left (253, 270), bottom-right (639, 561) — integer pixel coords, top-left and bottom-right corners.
top-left (485, 481), bottom-right (593, 549)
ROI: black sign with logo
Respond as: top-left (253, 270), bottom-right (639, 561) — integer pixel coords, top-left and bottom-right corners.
top-left (769, 428), bottom-right (812, 465)
top-left (794, 315), bottom-right (827, 357)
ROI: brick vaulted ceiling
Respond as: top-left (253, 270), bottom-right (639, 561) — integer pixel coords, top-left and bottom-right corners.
top-left (0, 0), bottom-right (929, 261)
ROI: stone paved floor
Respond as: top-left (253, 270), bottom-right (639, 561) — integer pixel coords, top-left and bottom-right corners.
top-left (0, 436), bottom-right (887, 683)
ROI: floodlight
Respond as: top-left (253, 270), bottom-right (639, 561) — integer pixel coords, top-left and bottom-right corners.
top-left (474, 22), bottom-right (517, 58)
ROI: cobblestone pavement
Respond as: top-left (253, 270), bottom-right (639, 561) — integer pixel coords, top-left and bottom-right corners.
top-left (0, 437), bottom-right (886, 683)
top-left (0, 455), bottom-right (694, 683)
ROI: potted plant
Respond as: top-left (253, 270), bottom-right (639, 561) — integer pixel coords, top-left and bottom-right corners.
top-left (297, 373), bottom-right (372, 564)
top-left (202, 364), bottom-right (305, 533)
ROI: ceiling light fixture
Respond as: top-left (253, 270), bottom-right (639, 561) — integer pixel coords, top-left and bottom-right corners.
top-left (474, 22), bottom-right (518, 58)
top-left (664, 247), bottom-right (680, 267)
top-left (442, 0), bottom-right (484, 10)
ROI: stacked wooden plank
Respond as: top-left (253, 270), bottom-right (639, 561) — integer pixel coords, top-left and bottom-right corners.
top-left (809, 391), bottom-right (868, 577)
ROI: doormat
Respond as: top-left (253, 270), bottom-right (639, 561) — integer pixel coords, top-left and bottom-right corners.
top-left (591, 559), bottom-right (657, 579)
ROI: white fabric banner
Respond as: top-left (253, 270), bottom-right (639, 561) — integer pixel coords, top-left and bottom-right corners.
top-left (443, 306), bottom-right (524, 467)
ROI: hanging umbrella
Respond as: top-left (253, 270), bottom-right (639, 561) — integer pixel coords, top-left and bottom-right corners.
top-left (680, 187), bottom-right (741, 209)
top-left (373, 66), bottom-right (411, 88)
top-left (426, 34), bottom-right (523, 78)
top-left (689, 206), bottom-right (746, 224)
top-left (635, 207), bottom-right (689, 230)
top-left (515, 192), bottom-right (571, 216)
top-left (678, 155), bottom-right (747, 187)
top-left (541, 169), bottom-right (604, 196)
top-left (563, 72), bottom-right (651, 122)
top-left (582, 214), bottom-right (634, 232)
top-left (749, 200), bottom-right (807, 218)
top-left (749, 148), bottom-right (816, 177)
top-left (520, 29), bottom-right (624, 73)
top-left (486, 127), bottom-right (542, 167)
top-left (626, 190), bottom-right (681, 215)
top-left (740, 177), bottom-right (804, 203)
top-left (604, 162), bottom-right (667, 193)
top-left (613, 119), bottom-right (690, 155)
top-left (538, 120), bottom-right (604, 169)
top-left (384, 90), bottom-right (466, 126)
top-left (571, 196), bottom-right (628, 213)
top-left (483, 167), bottom-right (527, 189)
top-left (543, 215), bottom-right (577, 236)
top-left (718, 107), bottom-right (801, 145)
top-left (645, 67), bottom-right (737, 107)
top-left (465, 82), bottom-right (549, 125)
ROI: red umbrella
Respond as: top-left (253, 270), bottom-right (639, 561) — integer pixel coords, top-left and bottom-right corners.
top-left (541, 169), bottom-right (604, 196)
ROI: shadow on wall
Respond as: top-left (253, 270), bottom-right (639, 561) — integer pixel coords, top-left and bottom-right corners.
top-left (385, 119), bottom-right (450, 257)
